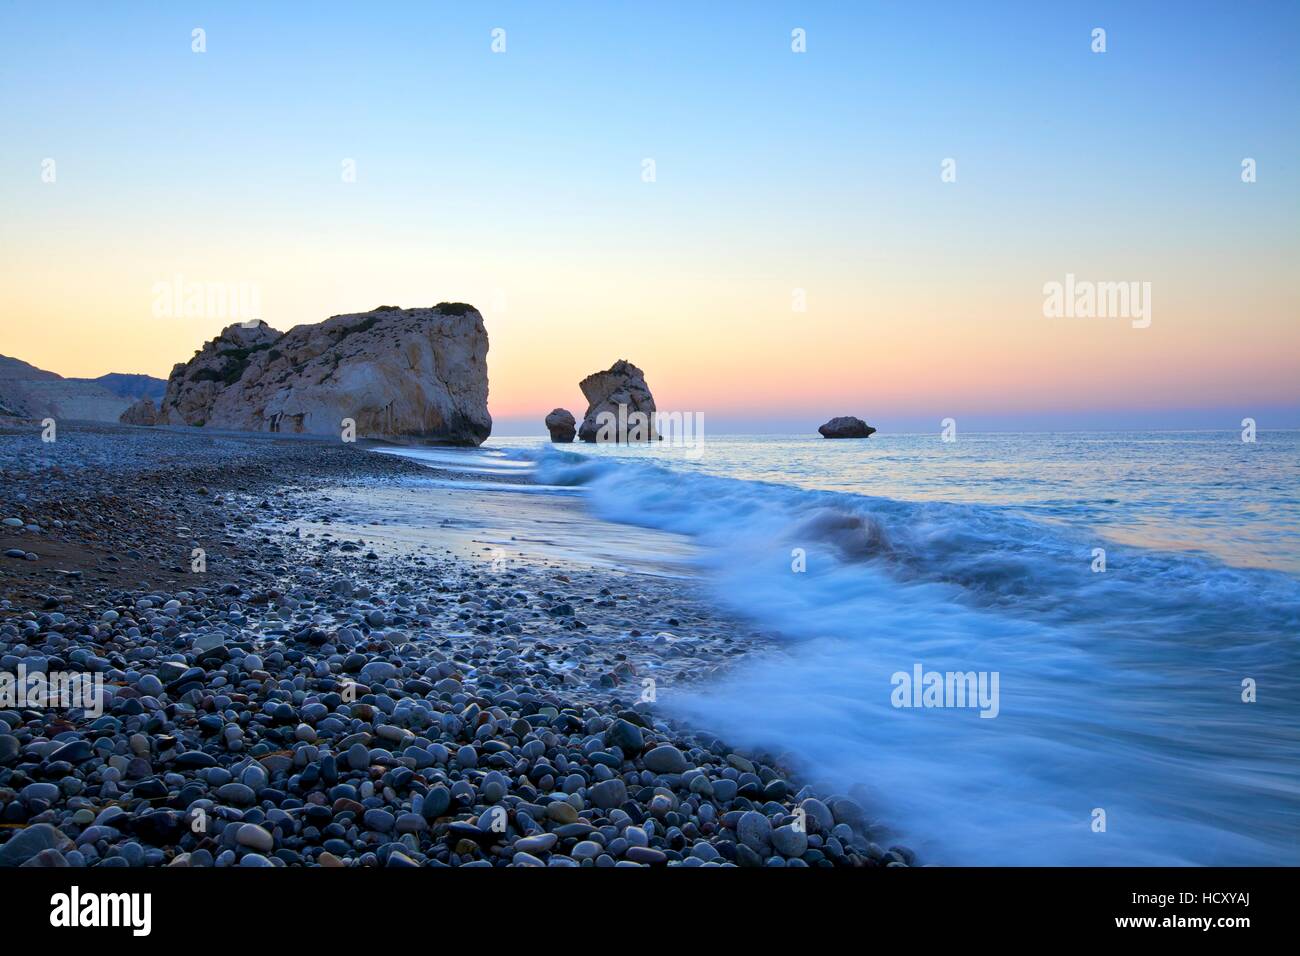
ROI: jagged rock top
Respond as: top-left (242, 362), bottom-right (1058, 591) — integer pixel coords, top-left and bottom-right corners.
top-left (578, 359), bottom-right (657, 442)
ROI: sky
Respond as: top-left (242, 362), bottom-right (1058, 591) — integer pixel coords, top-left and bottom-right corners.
top-left (1, 1), bottom-right (1297, 433)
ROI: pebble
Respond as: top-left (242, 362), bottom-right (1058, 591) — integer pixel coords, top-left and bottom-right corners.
top-left (236, 825), bottom-right (274, 853)
top-left (737, 810), bottom-right (773, 853)
top-left (643, 745), bottom-right (689, 774)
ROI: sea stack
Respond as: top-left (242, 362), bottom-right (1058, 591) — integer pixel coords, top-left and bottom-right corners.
top-left (818, 416), bottom-right (876, 439)
top-left (545, 408), bottom-right (576, 443)
top-left (155, 304), bottom-right (492, 445)
top-left (578, 359), bottom-right (657, 442)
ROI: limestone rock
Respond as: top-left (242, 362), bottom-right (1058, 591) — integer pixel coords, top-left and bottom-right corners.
top-left (818, 416), bottom-right (876, 439)
top-left (544, 408), bottom-right (576, 443)
top-left (577, 360), bottom-right (657, 443)
top-left (156, 304), bottom-right (491, 445)
top-left (120, 397), bottom-right (160, 426)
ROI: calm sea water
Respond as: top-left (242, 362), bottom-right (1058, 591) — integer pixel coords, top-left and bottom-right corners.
top-left (493, 430), bottom-right (1300, 573)
top-left (389, 431), bottom-right (1300, 865)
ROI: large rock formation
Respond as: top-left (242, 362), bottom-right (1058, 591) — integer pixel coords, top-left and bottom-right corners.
top-left (156, 304), bottom-right (491, 445)
top-left (545, 408), bottom-right (576, 443)
top-left (818, 416), bottom-right (876, 439)
top-left (577, 360), bottom-right (657, 443)
top-left (0, 354), bottom-right (165, 423)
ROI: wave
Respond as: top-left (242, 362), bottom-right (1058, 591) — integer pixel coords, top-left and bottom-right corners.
top-left (520, 445), bottom-right (1300, 865)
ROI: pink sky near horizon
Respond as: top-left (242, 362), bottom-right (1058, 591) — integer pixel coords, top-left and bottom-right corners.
top-left (4, 266), bottom-right (1296, 425)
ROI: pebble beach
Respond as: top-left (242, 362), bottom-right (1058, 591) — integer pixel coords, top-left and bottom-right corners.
top-left (0, 423), bottom-right (907, 868)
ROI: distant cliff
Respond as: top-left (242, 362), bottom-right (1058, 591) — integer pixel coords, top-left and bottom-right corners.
top-left (80, 372), bottom-right (166, 403)
top-left (0, 354), bottom-right (164, 422)
top-left (154, 304), bottom-right (491, 445)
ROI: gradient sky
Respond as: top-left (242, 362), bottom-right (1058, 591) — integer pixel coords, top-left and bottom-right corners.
top-left (2, 1), bottom-right (1297, 432)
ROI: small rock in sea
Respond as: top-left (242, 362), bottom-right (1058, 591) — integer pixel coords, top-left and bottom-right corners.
top-left (817, 415), bottom-right (877, 439)
top-left (544, 408), bottom-right (577, 443)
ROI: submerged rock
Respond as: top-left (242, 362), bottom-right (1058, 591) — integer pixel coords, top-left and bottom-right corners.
top-left (156, 304), bottom-right (492, 445)
top-left (578, 359), bottom-right (657, 443)
top-left (818, 416), bottom-right (876, 439)
top-left (544, 408), bottom-right (576, 443)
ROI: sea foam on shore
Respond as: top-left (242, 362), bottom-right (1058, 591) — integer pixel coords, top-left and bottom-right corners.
top-left (412, 436), bottom-right (1300, 866)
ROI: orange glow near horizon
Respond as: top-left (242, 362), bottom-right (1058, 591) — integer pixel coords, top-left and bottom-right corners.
top-left (3, 241), bottom-right (1298, 425)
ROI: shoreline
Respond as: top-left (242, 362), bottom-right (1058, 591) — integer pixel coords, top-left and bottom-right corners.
top-left (0, 423), bottom-right (909, 868)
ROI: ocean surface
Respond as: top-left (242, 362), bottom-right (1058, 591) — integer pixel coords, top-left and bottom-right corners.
top-left (378, 431), bottom-right (1300, 865)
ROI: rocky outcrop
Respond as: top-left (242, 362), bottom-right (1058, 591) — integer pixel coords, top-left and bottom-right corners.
top-left (156, 304), bottom-right (492, 445)
top-left (545, 408), bottom-right (576, 443)
top-left (0, 354), bottom-right (164, 423)
top-left (818, 416), bottom-right (876, 439)
top-left (577, 360), bottom-right (657, 443)
top-left (120, 397), bottom-right (160, 426)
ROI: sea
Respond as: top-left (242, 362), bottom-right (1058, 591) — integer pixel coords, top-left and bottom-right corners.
top-left (375, 431), bottom-right (1300, 866)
